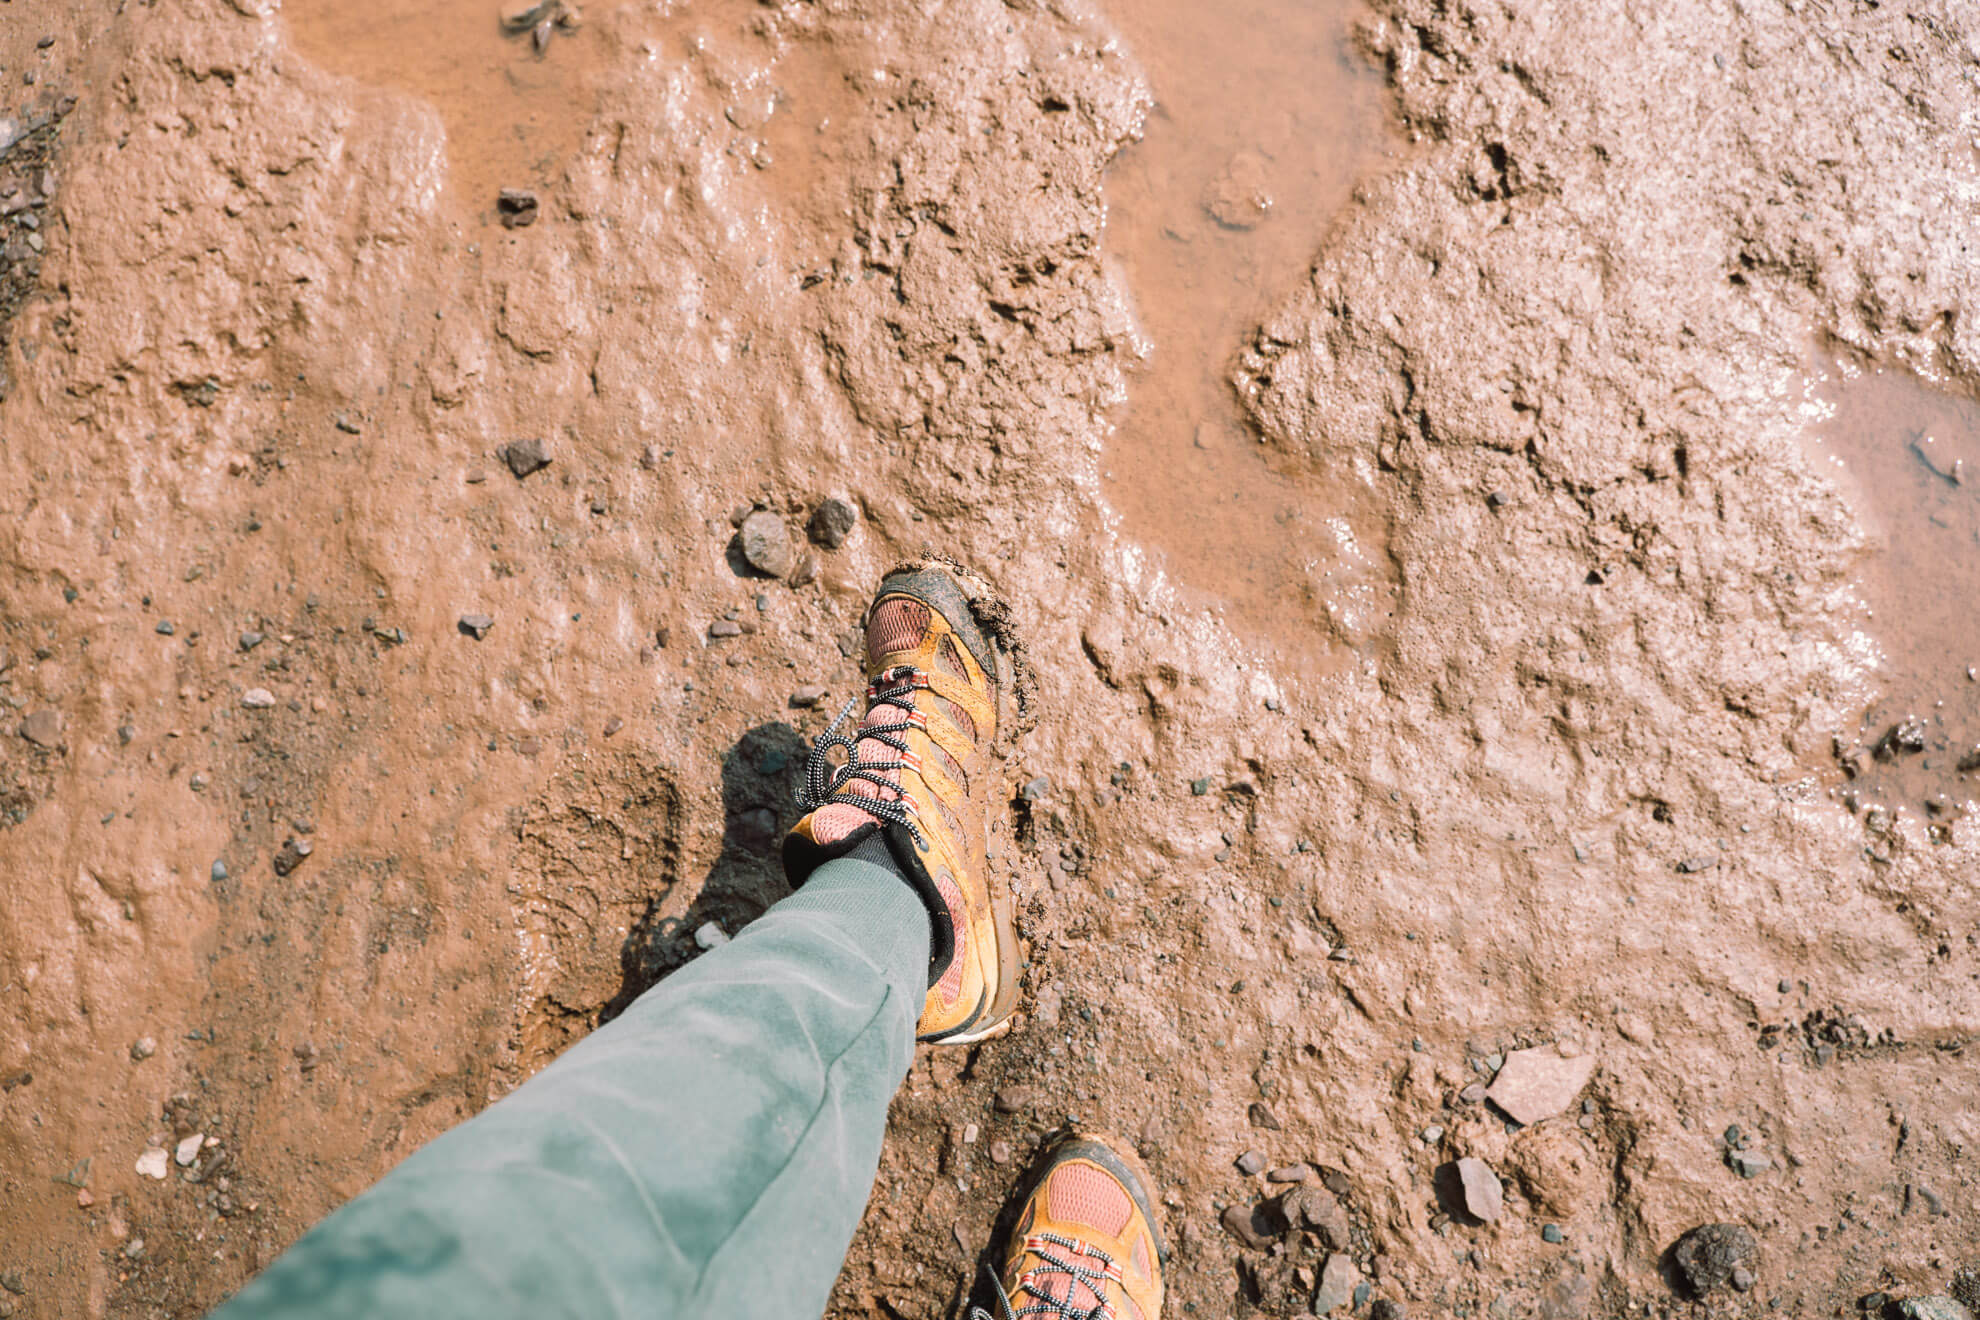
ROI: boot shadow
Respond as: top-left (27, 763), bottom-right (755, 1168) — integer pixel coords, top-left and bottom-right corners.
top-left (600, 721), bottom-right (808, 1022)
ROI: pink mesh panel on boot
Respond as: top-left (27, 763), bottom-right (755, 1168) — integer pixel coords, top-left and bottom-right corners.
top-left (942, 697), bottom-right (978, 744)
top-left (1045, 1163), bottom-right (1134, 1237)
top-left (867, 599), bottom-right (930, 663)
top-left (934, 871), bottom-right (967, 1005)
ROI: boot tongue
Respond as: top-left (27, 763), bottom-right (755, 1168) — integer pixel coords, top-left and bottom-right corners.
top-left (807, 697), bottom-right (914, 845)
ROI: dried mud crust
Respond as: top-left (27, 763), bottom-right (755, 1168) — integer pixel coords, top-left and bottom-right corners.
top-left (1, 0), bottom-right (1979, 1317)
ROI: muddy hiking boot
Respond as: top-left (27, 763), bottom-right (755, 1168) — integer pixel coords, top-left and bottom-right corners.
top-left (785, 559), bottom-right (1032, 1044)
top-left (972, 1134), bottom-right (1167, 1320)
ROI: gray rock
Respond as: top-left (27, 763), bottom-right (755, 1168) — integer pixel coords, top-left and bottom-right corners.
top-left (1455, 1157), bottom-right (1503, 1222)
top-left (1313, 1253), bottom-right (1360, 1315)
top-left (739, 511), bottom-right (794, 577)
top-left (708, 620), bottom-right (743, 639)
top-left (239, 630), bottom-right (263, 651)
top-left (1541, 1223), bottom-right (1564, 1244)
top-left (1895, 1300), bottom-right (1974, 1320)
top-left (1234, 1149), bottom-right (1266, 1175)
top-left (789, 685), bottom-right (828, 708)
top-left (1669, 1222), bottom-right (1757, 1297)
top-left (1021, 775), bottom-right (1052, 802)
top-left (155, 620), bottom-right (175, 635)
top-left (499, 438), bottom-right (550, 478)
top-left (458, 614), bottom-right (495, 640)
top-left (808, 497), bottom-right (859, 549)
top-left (129, 1037), bottom-right (156, 1061)
top-left (211, 860), bottom-right (228, 882)
top-left (1369, 1303), bottom-right (1408, 1320)
top-left (1247, 1101), bottom-right (1282, 1131)
top-left (241, 688), bottom-right (276, 708)
top-left (693, 921), bottom-right (730, 950)
top-left (1266, 1164), bottom-right (1310, 1183)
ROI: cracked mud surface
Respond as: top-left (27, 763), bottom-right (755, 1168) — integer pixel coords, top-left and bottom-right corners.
top-left (3, 0), bottom-right (1980, 1317)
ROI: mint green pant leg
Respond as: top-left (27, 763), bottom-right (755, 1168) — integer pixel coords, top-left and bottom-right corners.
top-left (212, 855), bottom-right (929, 1320)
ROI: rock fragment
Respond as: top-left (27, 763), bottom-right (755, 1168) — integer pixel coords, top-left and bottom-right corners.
top-left (241, 688), bottom-right (276, 708)
top-left (693, 921), bottom-right (730, 950)
top-left (498, 438), bottom-right (550, 478)
top-left (18, 709), bottom-right (61, 747)
top-left (1282, 1183), bottom-right (1349, 1250)
top-left (808, 497), bottom-right (859, 548)
top-left (789, 685), bottom-right (828, 708)
top-left (135, 1147), bottom-right (169, 1180)
top-left (1484, 1046), bottom-right (1597, 1125)
top-left (500, 0), bottom-right (558, 32)
top-left (1219, 1200), bottom-right (1284, 1250)
top-left (1668, 1223), bottom-right (1757, 1297)
top-left (272, 837), bottom-right (314, 877)
top-left (738, 510), bottom-right (795, 577)
top-left (458, 614), bottom-right (494, 640)
top-left (239, 631), bottom-right (263, 651)
top-left (497, 188), bottom-right (539, 229)
top-left (1455, 1157), bottom-right (1503, 1222)
top-left (1234, 1149), bottom-right (1266, 1176)
top-left (174, 1133), bottom-right (204, 1167)
top-left (1369, 1303), bottom-right (1407, 1320)
top-left (130, 1037), bottom-right (156, 1062)
top-left (1247, 1101), bottom-right (1282, 1131)
top-left (1314, 1253), bottom-right (1361, 1315)
top-left (1895, 1300), bottom-right (1973, 1320)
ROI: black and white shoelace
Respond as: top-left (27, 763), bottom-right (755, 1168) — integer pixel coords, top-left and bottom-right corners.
top-left (798, 664), bottom-right (929, 849)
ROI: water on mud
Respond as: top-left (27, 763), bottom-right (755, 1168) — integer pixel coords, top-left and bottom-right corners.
top-left (1802, 359), bottom-right (1980, 818)
top-left (1097, 0), bottom-right (1390, 657)
top-left (286, 0), bottom-right (599, 215)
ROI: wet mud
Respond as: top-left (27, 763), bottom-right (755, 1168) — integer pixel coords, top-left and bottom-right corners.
top-left (3, 0), bottom-right (1980, 1317)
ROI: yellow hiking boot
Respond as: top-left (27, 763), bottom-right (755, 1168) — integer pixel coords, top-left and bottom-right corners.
top-left (975, 1135), bottom-right (1167, 1320)
top-left (784, 560), bottom-right (1029, 1044)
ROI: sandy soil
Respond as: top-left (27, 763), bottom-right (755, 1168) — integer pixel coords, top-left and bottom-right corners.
top-left (3, 0), bottom-right (1980, 1317)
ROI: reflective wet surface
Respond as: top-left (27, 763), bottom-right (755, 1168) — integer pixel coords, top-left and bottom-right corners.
top-left (1097, 0), bottom-right (1390, 654)
top-left (1801, 358), bottom-right (1980, 817)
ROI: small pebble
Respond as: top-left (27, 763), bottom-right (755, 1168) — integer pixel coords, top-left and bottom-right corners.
top-left (241, 688), bottom-right (276, 708)
top-left (709, 620), bottom-right (743, 639)
top-left (135, 1147), bottom-right (169, 1180)
top-left (155, 620), bottom-right (175, 636)
top-left (1190, 776), bottom-right (1213, 796)
top-left (1541, 1224), bottom-right (1564, 1244)
top-left (458, 614), bottom-right (494, 640)
top-left (129, 1037), bottom-right (156, 1062)
top-left (1234, 1149), bottom-right (1266, 1176)
top-left (174, 1133), bottom-right (204, 1167)
top-left (693, 921), bottom-right (730, 950)
top-left (1419, 1125), bottom-right (1444, 1144)
top-left (789, 685), bottom-right (828, 708)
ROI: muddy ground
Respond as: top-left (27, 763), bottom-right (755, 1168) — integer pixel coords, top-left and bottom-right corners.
top-left (3, 0), bottom-right (1980, 1316)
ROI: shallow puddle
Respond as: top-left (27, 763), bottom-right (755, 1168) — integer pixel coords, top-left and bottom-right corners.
top-left (285, 0), bottom-right (601, 216)
top-left (1800, 359), bottom-right (1980, 817)
top-left (1097, 0), bottom-right (1390, 655)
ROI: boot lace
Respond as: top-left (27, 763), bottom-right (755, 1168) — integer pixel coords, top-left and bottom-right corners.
top-left (969, 1233), bottom-right (1123, 1320)
top-left (798, 664), bottom-right (929, 849)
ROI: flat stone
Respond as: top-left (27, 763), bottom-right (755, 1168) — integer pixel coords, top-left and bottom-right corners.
top-left (789, 685), bottom-right (828, 708)
top-left (458, 614), bottom-right (495, 640)
top-left (1730, 1149), bottom-right (1772, 1179)
top-left (1485, 1046), bottom-right (1597, 1125)
top-left (1314, 1253), bottom-right (1361, 1315)
top-left (1247, 1101), bottom-right (1282, 1131)
top-left (739, 510), bottom-right (795, 577)
top-left (174, 1133), bottom-right (204, 1167)
top-left (1456, 1157), bottom-right (1503, 1222)
top-left (239, 631), bottom-right (263, 650)
top-left (498, 438), bottom-right (551, 479)
top-left (1234, 1149), bottom-right (1266, 1175)
top-left (1220, 1200), bottom-right (1284, 1250)
top-left (19, 708), bottom-right (61, 747)
top-left (135, 1147), bottom-right (169, 1180)
top-left (708, 620), bottom-right (743, 638)
top-left (241, 688), bottom-right (276, 708)
top-left (1266, 1164), bottom-right (1311, 1183)
top-left (1283, 1183), bottom-right (1350, 1251)
top-left (993, 1087), bottom-right (1034, 1114)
